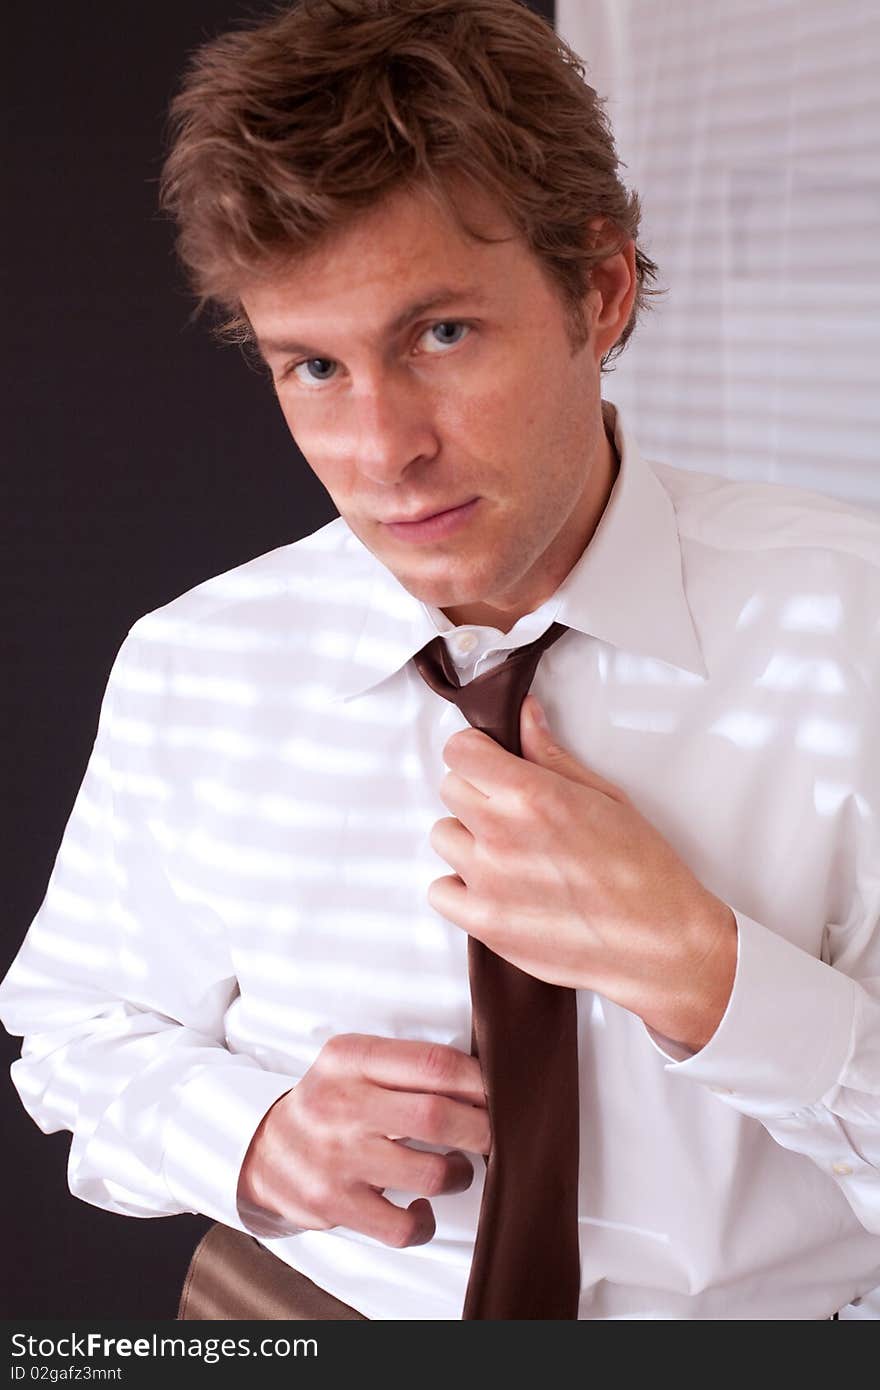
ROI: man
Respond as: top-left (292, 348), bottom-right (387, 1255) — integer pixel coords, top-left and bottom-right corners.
top-left (2, 0), bottom-right (879, 1320)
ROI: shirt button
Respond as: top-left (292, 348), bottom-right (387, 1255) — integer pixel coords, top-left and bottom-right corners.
top-left (832, 1161), bottom-right (853, 1176)
top-left (452, 630), bottom-right (479, 655)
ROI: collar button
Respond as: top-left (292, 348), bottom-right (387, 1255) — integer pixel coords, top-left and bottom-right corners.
top-left (452, 630), bottom-right (479, 655)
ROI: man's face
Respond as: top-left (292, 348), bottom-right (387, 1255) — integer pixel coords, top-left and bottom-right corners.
top-left (242, 179), bottom-right (623, 627)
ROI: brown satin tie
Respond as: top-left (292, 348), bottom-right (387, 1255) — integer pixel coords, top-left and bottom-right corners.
top-left (413, 620), bottom-right (580, 1320)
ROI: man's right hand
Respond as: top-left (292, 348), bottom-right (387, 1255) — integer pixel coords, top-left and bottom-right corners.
top-left (237, 1033), bottom-right (490, 1248)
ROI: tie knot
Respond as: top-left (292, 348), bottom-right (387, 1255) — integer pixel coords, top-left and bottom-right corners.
top-left (412, 621), bottom-right (567, 755)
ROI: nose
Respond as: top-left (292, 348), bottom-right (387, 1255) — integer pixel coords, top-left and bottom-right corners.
top-left (351, 374), bottom-right (441, 485)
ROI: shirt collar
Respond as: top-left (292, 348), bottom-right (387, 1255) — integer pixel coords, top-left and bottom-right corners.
top-left (329, 401), bottom-right (708, 702)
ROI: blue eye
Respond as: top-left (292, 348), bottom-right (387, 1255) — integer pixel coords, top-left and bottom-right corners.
top-left (283, 321), bottom-right (470, 387)
top-left (291, 357), bottom-right (337, 384)
top-left (421, 321), bottom-right (470, 352)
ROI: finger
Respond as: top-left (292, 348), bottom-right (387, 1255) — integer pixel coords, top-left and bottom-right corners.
top-left (359, 1140), bottom-right (475, 1197)
top-left (329, 1033), bottom-right (486, 1107)
top-left (429, 816), bottom-right (475, 877)
top-left (436, 772), bottom-right (492, 834)
top-left (438, 770), bottom-right (490, 830)
top-left (427, 874), bottom-right (480, 936)
top-left (442, 726), bottom-right (522, 797)
top-left (338, 1187), bottom-right (437, 1248)
top-left (520, 695), bottom-right (630, 803)
top-left (427, 877), bottom-right (517, 969)
top-left (374, 1087), bottom-right (492, 1154)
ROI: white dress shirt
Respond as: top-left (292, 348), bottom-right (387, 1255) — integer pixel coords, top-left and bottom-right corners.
top-left (2, 402), bottom-right (880, 1320)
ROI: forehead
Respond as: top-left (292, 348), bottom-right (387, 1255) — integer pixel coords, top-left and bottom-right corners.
top-left (240, 179), bottom-right (537, 342)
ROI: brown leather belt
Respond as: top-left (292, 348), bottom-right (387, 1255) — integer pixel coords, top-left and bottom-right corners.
top-left (177, 1222), bottom-right (368, 1320)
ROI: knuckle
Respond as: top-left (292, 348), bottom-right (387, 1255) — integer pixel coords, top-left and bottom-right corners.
top-left (320, 1032), bottom-right (368, 1073)
top-left (298, 1076), bottom-right (362, 1146)
top-left (477, 814), bottom-right (504, 854)
top-left (298, 1080), bottom-right (337, 1132)
top-left (521, 781), bottom-right (553, 821)
top-left (419, 1042), bottom-right (457, 1089)
top-left (410, 1091), bottom-right (446, 1139)
top-left (297, 1170), bottom-right (337, 1223)
top-left (319, 1032), bottom-right (349, 1066)
top-left (414, 1152), bottom-right (451, 1197)
top-left (508, 781), bottom-right (535, 817)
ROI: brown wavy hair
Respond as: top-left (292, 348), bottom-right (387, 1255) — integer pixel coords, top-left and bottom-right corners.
top-left (158, 0), bottom-right (660, 368)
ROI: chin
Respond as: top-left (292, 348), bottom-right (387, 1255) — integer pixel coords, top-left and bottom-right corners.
top-left (394, 574), bottom-right (470, 607)
top-left (365, 530), bottom-right (515, 610)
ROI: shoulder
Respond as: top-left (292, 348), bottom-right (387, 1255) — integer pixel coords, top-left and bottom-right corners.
top-left (118, 516), bottom-right (378, 672)
top-left (652, 459), bottom-right (880, 573)
top-left (652, 459), bottom-right (880, 693)
top-left (110, 519), bottom-right (380, 686)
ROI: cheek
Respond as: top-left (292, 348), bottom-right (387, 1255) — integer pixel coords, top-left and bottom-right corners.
top-left (453, 340), bottom-right (563, 441)
top-left (278, 405), bottom-right (353, 492)
top-left (440, 369), bottom-right (531, 466)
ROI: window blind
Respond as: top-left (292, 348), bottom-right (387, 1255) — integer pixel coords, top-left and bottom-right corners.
top-left (557, 0), bottom-right (880, 510)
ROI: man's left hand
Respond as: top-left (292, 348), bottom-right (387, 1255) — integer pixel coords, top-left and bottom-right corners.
top-left (428, 695), bottom-right (737, 1052)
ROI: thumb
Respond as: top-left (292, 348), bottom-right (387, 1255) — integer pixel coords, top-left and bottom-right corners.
top-left (519, 694), bottom-right (583, 779)
top-left (520, 695), bottom-right (627, 800)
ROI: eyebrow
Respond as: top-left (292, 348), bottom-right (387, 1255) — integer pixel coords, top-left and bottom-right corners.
top-left (255, 285), bottom-right (489, 362)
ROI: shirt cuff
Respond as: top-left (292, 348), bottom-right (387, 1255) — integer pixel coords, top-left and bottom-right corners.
top-left (645, 910), bottom-right (857, 1114)
top-left (162, 1057), bottom-right (298, 1233)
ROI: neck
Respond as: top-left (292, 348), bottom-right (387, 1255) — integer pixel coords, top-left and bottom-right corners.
top-left (441, 422), bottom-right (620, 633)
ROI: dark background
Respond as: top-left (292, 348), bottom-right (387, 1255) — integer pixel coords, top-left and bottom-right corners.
top-left (3, 0), bottom-right (555, 1320)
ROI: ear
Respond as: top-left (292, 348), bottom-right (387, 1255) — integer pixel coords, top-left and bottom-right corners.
top-left (582, 218), bottom-right (637, 366)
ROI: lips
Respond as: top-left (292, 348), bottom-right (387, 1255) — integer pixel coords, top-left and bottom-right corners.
top-left (382, 497), bottom-right (480, 543)
top-left (382, 500), bottom-right (476, 524)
